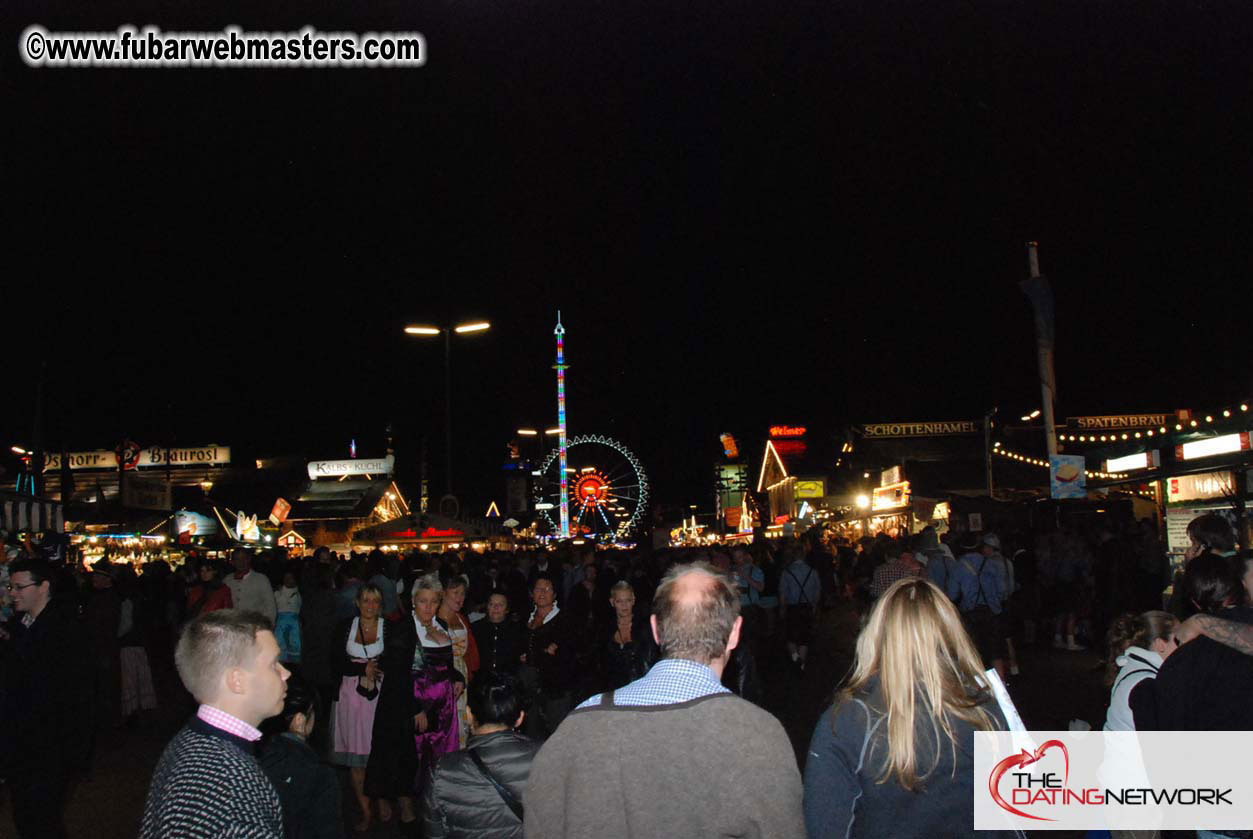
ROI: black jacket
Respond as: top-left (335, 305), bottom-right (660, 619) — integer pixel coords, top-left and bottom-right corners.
top-left (473, 617), bottom-right (525, 677)
top-left (1132, 605), bottom-right (1253, 732)
top-left (0, 598), bottom-right (91, 776)
top-left (420, 729), bottom-right (540, 839)
top-left (258, 733), bottom-right (342, 839)
top-left (524, 610), bottom-right (576, 695)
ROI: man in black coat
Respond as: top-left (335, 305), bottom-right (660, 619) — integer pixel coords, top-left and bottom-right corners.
top-left (421, 673), bottom-right (539, 839)
top-left (0, 558), bottom-right (91, 839)
top-left (473, 593), bottom-right (524, 677)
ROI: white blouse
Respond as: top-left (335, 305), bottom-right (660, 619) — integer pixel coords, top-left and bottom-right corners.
top-left (345, 617), bottom-right (384, 659)
top-left (415, 616), bottom-right (453, 649)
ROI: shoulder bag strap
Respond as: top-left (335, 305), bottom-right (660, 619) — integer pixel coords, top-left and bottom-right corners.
top-left (467, 748), bottom-right (524, 822)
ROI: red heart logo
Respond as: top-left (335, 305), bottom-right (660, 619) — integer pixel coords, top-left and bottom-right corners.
top-left (988, 739), bottom-right (1070, 821)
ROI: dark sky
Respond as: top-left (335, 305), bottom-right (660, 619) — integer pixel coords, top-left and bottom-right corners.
top-left (3, 1), bottom-right (1251, 511)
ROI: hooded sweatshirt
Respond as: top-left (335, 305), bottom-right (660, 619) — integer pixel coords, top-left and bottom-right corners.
top-left (1103, 645), bottom-right (1163, 732)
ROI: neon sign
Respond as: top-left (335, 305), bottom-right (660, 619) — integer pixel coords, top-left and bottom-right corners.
top-left (769, 425), bottom-right (807, 438)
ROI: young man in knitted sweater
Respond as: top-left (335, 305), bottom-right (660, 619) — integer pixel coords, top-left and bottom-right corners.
top-left (141, 610), bottom-right (290, 839)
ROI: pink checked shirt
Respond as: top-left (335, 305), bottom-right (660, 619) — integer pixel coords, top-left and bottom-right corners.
top-left (197, 704), bottom-right (263, 742)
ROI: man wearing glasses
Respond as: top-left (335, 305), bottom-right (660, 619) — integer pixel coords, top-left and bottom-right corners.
top-left (1, 558), bottom-right (91, 839)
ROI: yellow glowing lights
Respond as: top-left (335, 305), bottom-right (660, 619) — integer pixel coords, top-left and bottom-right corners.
top-left (855, 494), bottom-right (871, 509)
top-left (454, 322), bottom-right (491, 334)
top-left (404, 325), bottom-right (441, 335)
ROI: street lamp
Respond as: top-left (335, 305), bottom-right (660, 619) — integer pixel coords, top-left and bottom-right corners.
top-left (404, 320), bottom-right (492, 498)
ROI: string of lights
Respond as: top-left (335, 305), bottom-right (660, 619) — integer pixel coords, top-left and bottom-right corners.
top-left (990, 443), bottom-right (1127, 480)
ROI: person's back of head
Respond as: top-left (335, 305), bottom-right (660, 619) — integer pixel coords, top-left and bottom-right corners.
top-left (845, 577), bottom-right (995, 791)
top-left (1187, 513), bottom-right (1236, 556)
top-left (264, 670), bottom-right (319, 738)
top-left (366, 550), bottom-right (385, 578)
top-left (468, 672), bottom-right (523, 732)
top-left (1182, 552), bottom-right (1241, 617)
top-left (651, 561), bottom-right (740, 665)
top-left (1103, 610), bottom-right (1178, 686)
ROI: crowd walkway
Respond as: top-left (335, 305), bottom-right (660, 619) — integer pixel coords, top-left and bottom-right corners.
top-left (1, 598), bottom-right (1107, 839)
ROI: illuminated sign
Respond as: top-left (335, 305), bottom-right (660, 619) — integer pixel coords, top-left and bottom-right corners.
top-left (1176, 432), bottom-right (1250, 461)
top-left (270, 497), bottom-right (292, 525)
top-left (42, 450), bottom-right (115, 471)
top-left (881, 466), bottom-right (902, 486)
top-left (420, 526), bottom-right (464, 539)
top-left (307, 454), bottom-right (395, 479)
top-left (44, 445), bottom-right (231, 471)
top-left (1068, 413), bottom-right (1172, 430)
top-left (871, 481), bottom-right (911, 511)
top-left (861, 421), bottom-right (978, 438)
top-left (769, 425), bottom-right (807, 438)
top-left (1168, 471), bottom-right (1234, 503)
top-left (235, 511), bottom-right (261, 541)
top-left (1103, 451), bottom-right (1161, 473)
top-left (140, 446), bottom-right (231, 468)
top-left (772, 440), bottom-right (807, 458)
top-left (720, 433), bottom-right (740, 458)
top-left (794, 478), bottom-right (826, 499)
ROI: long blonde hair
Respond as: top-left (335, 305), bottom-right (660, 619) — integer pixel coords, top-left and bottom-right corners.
top-left (841, 577), bottom-right (997, 791)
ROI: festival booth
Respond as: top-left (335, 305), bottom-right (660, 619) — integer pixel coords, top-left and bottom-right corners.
top-left (1076, 402), bottom-right (1252, 563)
top-left (1, 490), bottom-right (65, 536)
top-left (351, 512), bottom-right (511, 552)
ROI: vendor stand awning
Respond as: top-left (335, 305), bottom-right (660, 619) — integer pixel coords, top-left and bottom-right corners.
top-left (1, 491), bottom-right (64, 534)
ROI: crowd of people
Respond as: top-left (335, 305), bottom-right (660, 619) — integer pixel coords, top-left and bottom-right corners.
top-left (1, 509), bottom-right (1250, 838)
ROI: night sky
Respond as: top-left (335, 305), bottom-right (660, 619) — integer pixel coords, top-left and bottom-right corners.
top-left (4, 1), bottom-right (1251, 511)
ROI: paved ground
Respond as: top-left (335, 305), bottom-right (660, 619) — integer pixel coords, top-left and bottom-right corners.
top-left (1, 600), bottom-right (1108, 838)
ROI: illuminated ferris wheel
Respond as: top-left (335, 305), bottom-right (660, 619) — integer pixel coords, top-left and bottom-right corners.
top-left (534, 435), bottom-right (649, 540)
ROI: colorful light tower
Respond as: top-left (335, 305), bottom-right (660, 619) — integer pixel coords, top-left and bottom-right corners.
top-left (553, 312), bottom-right (571, 538)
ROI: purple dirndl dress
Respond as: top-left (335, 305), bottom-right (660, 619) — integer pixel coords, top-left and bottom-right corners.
top-left (411, 633), bottom-right (460, 793)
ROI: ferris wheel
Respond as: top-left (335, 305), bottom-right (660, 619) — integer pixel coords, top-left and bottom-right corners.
top-left (534, 435), bottom-right (649, 540)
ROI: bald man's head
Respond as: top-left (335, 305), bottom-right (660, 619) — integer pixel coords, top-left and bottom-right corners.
top-left (651, 562), bottom-right (741, 664)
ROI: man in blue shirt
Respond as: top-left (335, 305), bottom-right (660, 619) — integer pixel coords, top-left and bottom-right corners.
top-left (953, 532), bottom-right (1009, 679)
top-left (778, 545), bottom-right (820, 670)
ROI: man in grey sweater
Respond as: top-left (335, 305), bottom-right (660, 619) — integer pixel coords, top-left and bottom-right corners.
top-left (525, 561), bottom-right (804, 839)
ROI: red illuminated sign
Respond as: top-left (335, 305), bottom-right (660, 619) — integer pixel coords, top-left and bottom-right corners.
top-left (420, 527), bottom-right (464, 539)
top-left (772, 440), bottom-right (807, 458)
top-left (769, 425), bottom-right (807, 438)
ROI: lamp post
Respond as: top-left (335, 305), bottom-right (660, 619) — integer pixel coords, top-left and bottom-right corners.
top-left (404, 320), bottom-right (491, 498)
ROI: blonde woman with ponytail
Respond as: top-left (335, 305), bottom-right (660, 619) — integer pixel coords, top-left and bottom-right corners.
top-left (803, 577), bottom-right (1018, 839)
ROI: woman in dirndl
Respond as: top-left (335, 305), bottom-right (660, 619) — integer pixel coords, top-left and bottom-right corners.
top-left (436, 574), bottom-right (479, 747)
top-left (364, 573), bottom-right (463, 827)
top-left (331, 583), bottom-right (389, 831)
